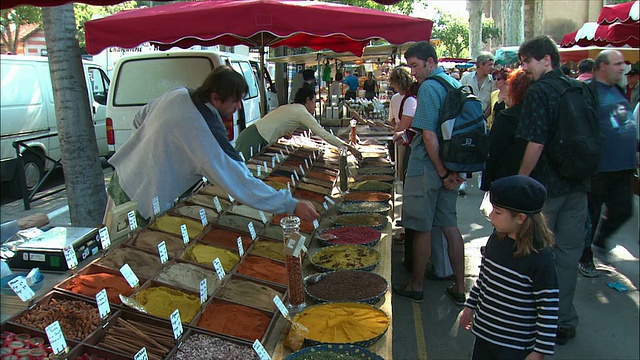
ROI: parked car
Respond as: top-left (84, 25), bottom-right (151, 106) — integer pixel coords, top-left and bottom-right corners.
top-left (106, 50), bottom-right (277, 153)
top-left (0, 55), bottom-right (111, 193)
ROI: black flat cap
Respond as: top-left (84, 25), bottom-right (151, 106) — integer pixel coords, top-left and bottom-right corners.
top-left (490, 175), bottom-right (547, 214)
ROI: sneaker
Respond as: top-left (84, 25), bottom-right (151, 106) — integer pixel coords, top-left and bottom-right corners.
top-left (446, 284), bottom-right (466, 306)
top-left (578, 261), bottom-right (599, 278)
top-left (556, 326), bottom-right (576, 345)
top-left (393, 284), bottom-right (424, 303)
top-left (458, 181), bottom-right (467, 195)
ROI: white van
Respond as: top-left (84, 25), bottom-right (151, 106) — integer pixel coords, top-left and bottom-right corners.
top-left (106, 50), bottom-right (277, 152)
top-left (0, 55), bottom-right (111, 192)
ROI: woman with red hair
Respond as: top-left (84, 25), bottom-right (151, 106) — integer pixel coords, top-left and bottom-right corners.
top-left (480, 68), bottom-right (532, 191)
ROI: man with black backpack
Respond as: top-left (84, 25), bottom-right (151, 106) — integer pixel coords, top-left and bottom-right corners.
top-left (515, 35), bottom-right (599, 346)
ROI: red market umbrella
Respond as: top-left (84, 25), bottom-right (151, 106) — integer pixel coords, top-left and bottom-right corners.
top-left (560, 21), bottom-right (639, 48)
top-left (84, 0), bottom-right (432, 56)
top-left (597, 1), bottom-right (639, 25)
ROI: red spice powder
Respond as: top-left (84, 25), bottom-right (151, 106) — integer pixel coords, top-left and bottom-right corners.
top-left (196, 303), bottom-right (270, 340)
top-left (200, 227), bottom-right (252, 252)
top-left (64, 273), bottom-right (133, 304)
top-left (236, 256), bottom-right (287, 285)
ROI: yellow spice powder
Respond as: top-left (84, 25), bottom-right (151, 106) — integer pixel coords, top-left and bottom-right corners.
top-left (135, 286), bottom-right (200, 323)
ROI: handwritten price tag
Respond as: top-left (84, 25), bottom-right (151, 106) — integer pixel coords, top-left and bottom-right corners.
top-left (228, 194), bottom-right (235, 203)
top-left (280, 150), bottom-right (285, 159)
top-left (152, 196), bottom-right (160, 216)
top-left (285, 145), bottom-right (290, 154)
top-left (240, 152), bottom-right (246, 162)
top-left (199, 208), bottom-right (208, 226)
top-left (158, 241), bottom-right (168, 264)
top-left (263, 161), bottom-right (268, 173)
top-left (45, 321), bottom-right (67, 355)
top-left (322, 202), bottom-right (329, 211)
top-left (324, 196), bottom-right (335, 205)
top-left (271, 156), bottom-right (276, 169)
top-left (290, 174), bottom-right (296, 187)
top-left (213, 196), bottom-right (223, 213)
top-left (119, 263), bottom-right (140, 288)
top-left (95, 289), bottom-right (111, 319)
top-left (259, 211), bottom-right (268, 224)
top-left (287, 182), bottom-right (291, 193)
top-left (237, 237), bottom-right (245, 257)
top-left (170, 309), bottom-right (183, 340)
top-left (272, 295), bottom-right (289, 318)
top-left (299, 164), bottom-right (305, 175)
top-left (253, 340), bottom-right (271, 360)
top-left (8, 276), bottom-right (35, 302)
top-left (251, 146), bottom-right (254, 157)
top-left (134, 347), bottom-right (148, 360)
top-left (63, 246), bottom-right (78, 270)
top-left (180, 224), bottom-right (189, 244)
top-left (213, 258), bottom-right (226, 280)
top-left (304, 159), bottom-right (309, 170)
top-left (199, 278), bottom-right (207, 305)
top-left (202, 176), bottom-right (208, 183)
top-left (313, 219), bottom-right (319, 229)
top-left (98, 227), bottom-right (111, 250)
top-left (248, 222), bottom-right (257, 240)
top-left (127, 211), bottom-right (138, 231)
top-left (257, 165), bottom-right (262, 177)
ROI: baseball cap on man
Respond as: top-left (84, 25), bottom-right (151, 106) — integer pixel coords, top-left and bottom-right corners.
top-left (625, 69), bottom-right (639, 76)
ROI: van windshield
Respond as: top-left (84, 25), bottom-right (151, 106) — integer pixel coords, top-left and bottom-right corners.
top-left (113, 57), bottom-right (214, 106)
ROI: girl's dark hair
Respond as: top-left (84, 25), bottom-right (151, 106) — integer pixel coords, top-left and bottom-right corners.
top-left (496, 211), bottom-right (555, 257)
top-left (294, 86), bottom-right (315, 105)
top-left (193, 66), bottom-right (248, 104)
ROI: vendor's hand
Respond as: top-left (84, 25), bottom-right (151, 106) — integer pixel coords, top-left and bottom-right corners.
top-left (459, 307), bottom-right (474, 331)
top-left (392, 131), bottom-right (404, 143)
top-left (294, 200), bottom-right (320, 221)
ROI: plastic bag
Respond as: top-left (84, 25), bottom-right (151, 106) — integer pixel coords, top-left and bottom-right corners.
top-left (284, 321), bottom-right (309, 352)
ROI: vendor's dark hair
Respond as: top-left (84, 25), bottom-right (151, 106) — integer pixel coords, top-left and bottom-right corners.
top-left (303, 69), bottom-right (315, 81)
top-left (294, 86), bottom-right (315, 105)
top-left (518, 35), bottom-right (560, 69)
top-left (404, 41), bottom-right (437, 64)
top-left (193, 66), bottom-right (248, 104)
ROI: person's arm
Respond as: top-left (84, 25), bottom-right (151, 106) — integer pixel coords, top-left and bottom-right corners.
top-left (299, 109), bottom-right (361, 158)
top-left (519, 142), bottom-right (544, 176)
top-left (422, 130), bottom-right (463, 189)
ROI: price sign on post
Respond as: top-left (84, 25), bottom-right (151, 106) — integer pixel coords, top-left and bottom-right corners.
top-left (290, 175), bottom-right (296, 187)
top-left (257, 165), bottom-right (262, 177)
top-left (199, 208), bottom-right (208, 226)
top-left (271, 156), bottom-right (276, 169)
top-left (45, 321), bottom-right (68, 355)
top-left (322, 202), bottom-right (329, 211)
top-left (250, 146), bottom-right (254, 157)
top-left (272, 295), bottom-right (289, 318)
top-left (199, 279), bottom-right (207, 305)
top-left (119, 264), bottom-right (140, 288)
top-left (299, 165), bottom-right (305, 175)
top-left (253, 340), bottom-right (271, 360)
top-left (180, 224), bottom-right (189, 244)
top-left (280, 150), bottom-right (285, 159)
top-left (248, 222), bottom-right (257, 240)
top-left (285, 145), bottom-right (290, 154)
top-left (324, 196), bottom-right (336, 206)
top-left (212, 258), bottom-right (226, 280)
top-left (259, 211), bottom-right (268, 224)
top-left (170, 309), bottom-right (184, 340)
top-left (158, 241), bottom-right (168, 264)
top-left (134, 347), bottom-right (148, 360)
top-left (202, 176), bottom-right (208, 184)
top-left (239, 152), bottom-right (246, 162)
top-left (98, 227), bottom-right (111, 250)
top-left (228, 194), bottom-right (235, 203)
top-left (8, 276), bottom-right (35, 302)
top-left (294, 170), bottom-right (300, 182)
top-left (313, 219), bottom-right (319, 230)
top-left (96, 289), bottom-right (111, 319)
top-left (127, 211), bottom-right (138, 231)
top-left (237, 237), bottom-right (245, 257)
top-left (287, 183), bottom-right (291, 193)
top-left (304, 159), bottom-right (309, 170)
top-left (263, 161), bottom-right (268, 173)
top-left (213, 196), bottom-right (223, 213)
top-left (152, 197), bottom-right (160, 216)
top-left (63, 246), bottom-right (78, 270)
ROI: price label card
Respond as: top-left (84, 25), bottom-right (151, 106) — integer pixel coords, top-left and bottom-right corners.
top-left (134, 347), bottom-right (148, 360)
top-left (290, 174), bottom-right (296, 187)
top-left (287, 182), bottom-right (291, 193)
top-left (152, 196), bottom-right (160, 216)
top-left (322, 202), bottom-right (329, 211)
top-left (330, 128), bottom-right (334, 135)
top-left (313, 219), bottom-right (320, 229)
top-left (284, 233), bottom-right (306, 258)
top-left (98, 227), bottom-right (111, 250)
top-left (324, 196), bottom-right (336, 205)
top-left (271, 156), bottom-right (276, 168)
top-left (199, 279), bottom-right (207, 305)
top-left (248, 222), bottom-right (257, 240)
top-left (263, 161), bottom-right (268, 173)
top-left (294, 170), bottom-right (300, 182)
top-left (299, 165), bottom-right (305, 175)
top-left (257, 165), bottom-right (262, 177)
top-left (280, 150), bottom-right (285, 158)
top-left (199, 208), bottom-right (208, 226)
top-left (213, 258), bottom-right (226, 280)
top-left (119, 263), bottom-right (140, 288)
top-left (158, 241), bottom-right (168, 264)
top-left (259, 211), bottom-right (268, 224)
top-left (213, 196), bottom-right (223, 213)
top-left (253, 340), bottom-right (272, 360)
top-left (237, 237), bottom-right (245, 257)
top-left (170, 309), bottom-right (184, 340)
top-left (45, 321), bottom-right (67, 355)
top-left (228, 194), bottom-right (235, 203)
top-left (8, 276), bottom-right (35, 302)
top-left (250, 146), bottom-right (254, 157)
top-left (202, 176), bottom-right (208, 183)
top-left (285, 145), bottom-right (290, 154)
top-left (95, 289), bottom-right (111, 319)
top-left (240, 152), bottom-right (246, 162)
top-left (180, 224), bottom-right (189, 244)
top-left (127, 210), bottom-right (138, 231)
top-left (304, 159), bottom-right (309, 169)
top-left (63, 246), bottom-right (78, 270)
top-left (272, 295), bottom-right (289, 318)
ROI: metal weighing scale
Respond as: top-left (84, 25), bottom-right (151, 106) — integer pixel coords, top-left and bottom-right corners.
top-left (2, 227), bottom-right (101, 272)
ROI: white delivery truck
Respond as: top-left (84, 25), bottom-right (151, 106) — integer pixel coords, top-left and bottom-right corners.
top-left (0, 55), bottom-right (111, 192)
top-left (106, 50), bottom-right (278, 153)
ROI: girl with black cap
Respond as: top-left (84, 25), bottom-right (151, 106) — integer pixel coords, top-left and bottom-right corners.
top-left (459, 175), bottom-right (559, 360)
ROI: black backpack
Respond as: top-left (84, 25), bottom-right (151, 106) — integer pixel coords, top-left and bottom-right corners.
top-left (540, 76), bottom-right (601, 181)
top-left (428, 76), bottom-right (488, 173)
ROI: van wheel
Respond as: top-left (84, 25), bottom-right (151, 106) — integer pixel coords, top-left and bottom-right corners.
top-left (11, 151), bottom-right (45, 194)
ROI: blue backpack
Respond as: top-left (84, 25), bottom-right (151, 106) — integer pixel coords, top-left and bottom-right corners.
top-left (428, 76), bottom-right (488, 173)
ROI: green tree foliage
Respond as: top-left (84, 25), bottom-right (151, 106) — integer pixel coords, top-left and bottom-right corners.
top-left (331, 0), bottom-right (416, 15)
top-left (431, 10), bottom-right (501, 58)
top-left (1, 6), bottom-right (41, 54)
top-left (74, 2), bottom-right (136, 52)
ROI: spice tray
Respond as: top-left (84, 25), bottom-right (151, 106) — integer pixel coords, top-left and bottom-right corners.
top-left (94, 243), bottom-right (165, 280)
top-left (165, 328), bottom-right (260, 359)
top-left (308, 245), bottom-right (382, 272)
top-left (356, 166), bottom-right (395, 175)
top-left (6, 290), bottom-right (105, 343)
top-left (179, 240), bottom-right (242, 274)
top-left (338, 201), bottom-right (391, 216)
top-left (189, 297), bottom-right (278, 344)
top-left (333, 213), bottom-right (389, 231)
top-left (355, 174), bottom-right (396, 183)
top-left (169, 203), bottom-right (220, 223)
top-left (343, 191), bottom-right (392, 203)
top-left (148, 213), bottom-right (210, 240)
top-left (123, 228), bottom-right (186, 260)
top-left (246, 237), bottom-right (287, 262)
top-left (53, 263), bottom-right (149, 307)
top-left (66, 344), bottom-right (130, 360)
top-left (234, 254), bottom-right (287, 287)
top-left (303, 270), bottom-right (388, 305)
top-left (348, 181), bottom-right (393, 194)
top-left (215, 273), bottom-right (286, 313)
top-left (286, 344), bottom-right (384, 360)
top-left (317, 226), bottom-right (381, 247)
top-left (127, 280), bottom-right (203, 325)
top-left (82, 309), bottom-right (177, 359)
top-left (198, 225), bottom-right (254, 253)
top-left (152, 259), bottom-right (225, 297)
top-left (1, 321), bottom-right (80, 358)
top-left (215, 213), bottom-right (266, 237)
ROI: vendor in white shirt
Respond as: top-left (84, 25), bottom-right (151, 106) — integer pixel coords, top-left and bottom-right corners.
top-left (235, 86), bottom-right (361, 159)
top-left (460, 52), bottom-right (496, 119)
top-left (105, 66), bottom-right (319, 224)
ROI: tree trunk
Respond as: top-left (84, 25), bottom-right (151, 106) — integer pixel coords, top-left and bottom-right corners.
top-left (505, 0), bottom-right (525, 46)
top-left (41, 4), bottom-right (106, 228)
top-left (467, 0), bottom-right (483, 59)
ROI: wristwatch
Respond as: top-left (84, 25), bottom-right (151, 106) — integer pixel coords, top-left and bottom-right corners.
top-left (439, 170), bottom-right (450, 180)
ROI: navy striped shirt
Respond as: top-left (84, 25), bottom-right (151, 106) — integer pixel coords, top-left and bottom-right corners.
top-left (465, 233), bottom-right (559, 355)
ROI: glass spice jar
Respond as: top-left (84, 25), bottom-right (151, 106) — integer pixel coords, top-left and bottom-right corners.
top-left (349, 119), bottom-right (357, 145)
top-left (280, 215), bottom-right (306, 313)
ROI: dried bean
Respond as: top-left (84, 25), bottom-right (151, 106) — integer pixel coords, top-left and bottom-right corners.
top-left (169, 333), bottom-right (258, 360)
top-left (286, 254), bottom-right (304, 306)
top-left (306, 270), bottom-right (387, 302)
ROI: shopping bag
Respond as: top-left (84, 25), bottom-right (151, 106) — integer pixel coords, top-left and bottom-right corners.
top-left (479, 191), bottom-right (492, 220)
